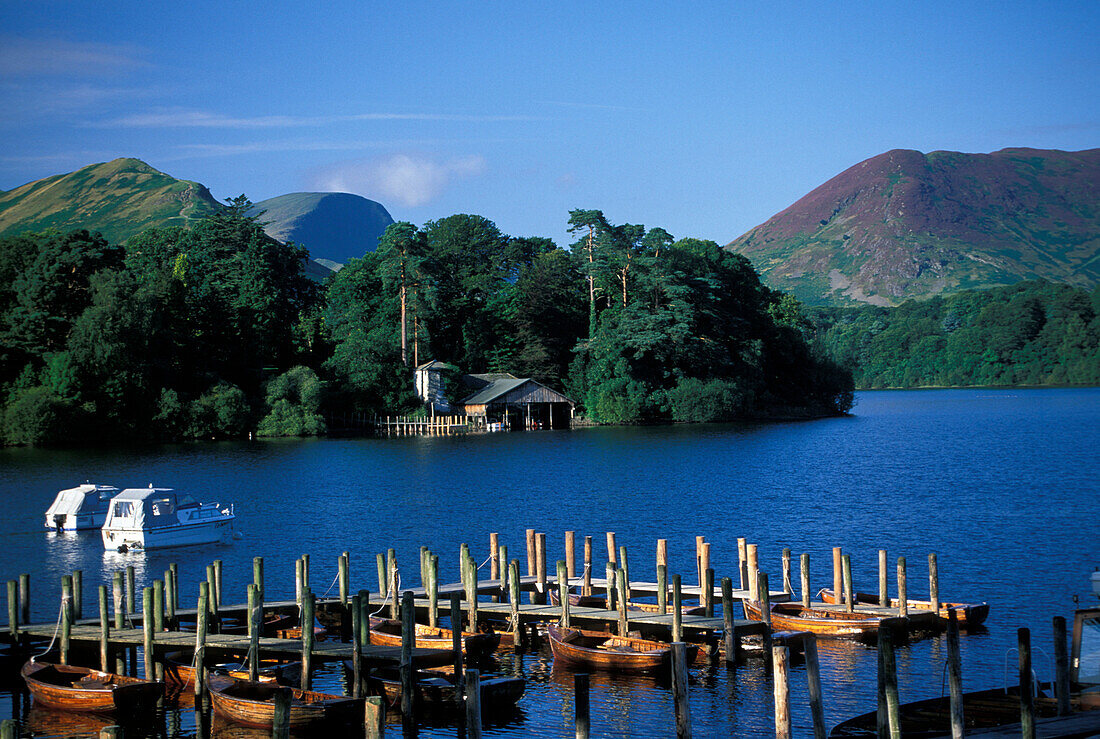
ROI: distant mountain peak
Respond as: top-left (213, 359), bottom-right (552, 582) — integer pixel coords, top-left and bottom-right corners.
top-left (726, 148), bottom-right (1100, 306)
top-left (250, 191), bottom-right (394, 264)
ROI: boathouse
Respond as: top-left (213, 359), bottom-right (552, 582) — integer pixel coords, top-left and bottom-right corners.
top-left (413, 360), bottom-right (456, 413)
top-left (459, 374), bottom-right (575, 430)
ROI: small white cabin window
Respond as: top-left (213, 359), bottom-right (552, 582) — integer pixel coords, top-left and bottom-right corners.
top-left (113, 501), bottom-right (133, 518)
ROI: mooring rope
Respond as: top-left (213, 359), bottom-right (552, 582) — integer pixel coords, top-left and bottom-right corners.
top-left (319, 570), bottom-right (340, 599)
top-left (477, 554), bottom-right (493, 570)
top-left (369, 568), bottom-right (401, 618)
top-left (31, 594), bottom-right (69, 663)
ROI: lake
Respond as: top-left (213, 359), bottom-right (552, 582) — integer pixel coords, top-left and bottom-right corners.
top-left (0, 388), bottom-right (1097, 737)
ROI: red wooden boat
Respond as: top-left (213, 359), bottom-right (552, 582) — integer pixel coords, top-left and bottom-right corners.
top-left (163, 652), bottom-right (300, 687)
top-left (816, 588), bottom-right (989, 626)
top-left (207, 675), bottom-right (363, 729)
top-left (368, 617), bottom-right (500, 662)
top-left (549, 589), bottom-right (706, 615)
top-left (360, 665), bottom-right (525, 714)
top-left (742, 600), bottom-right (883, 638)
top-left (21, 661), bottom-right (163, 714)
top-left (547, 624), bottom-right (698, 673)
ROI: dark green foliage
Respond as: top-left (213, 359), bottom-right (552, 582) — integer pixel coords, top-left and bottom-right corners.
top-left (809, 281), bottom-right (1100, 388)
top-left (257, 366), bottom-right (326, 437)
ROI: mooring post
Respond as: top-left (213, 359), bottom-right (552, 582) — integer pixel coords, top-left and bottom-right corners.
top-left (466, 668), bottom-right (482, 739)
top-left (705, 568), bottom-right (715, 618)
top-left (832, 548), bottom-right (842, 605)
top-left (509, 559), bottom-right (523, 652)
top-left (428, 554), bottom-right (439, 628)
top-left (213, 559), bottom-right (222, 609)
top-left (565, 531), bottom-right (576, 578)
top-left (420, 545), bottom-right (429, 589)
top-left (164, 568), bottom-right (176, 629)
top-left (699, 543), bottom-right (711, 608)
top-left (489, 534), bottom-right (500, 602)
top-left (842, 555), bottom-right (854, 614)
top-left (781, 548), bottom-right (792, 595)
top-left (97, 585), bottom-right (109, 671)
top-left (364, 695), bottom-right (385, 739)
top-left (695, 535), bottom-right (705, 587)
top-left (60, 575), bottom-right (73, 664)
top-left (879, 549), bottom-right (888, 606)
top-left (759, 572), bottom-right (773, 658)
top-left (351, 592), bottom-right (362, 698)
top-left (657, 538), bottom-right (668, 575)
top-left (805, 634), bottom-right (826, 739)
top-left (194, 591), bottom-right (207, 699)
top-left (605, 562), bottom-right (616, 612)
top-left (294, 558), bottom-right (303, 605)
top-left (6, 581), bottom-right (17, 641)
top-left (737, 538), bottom-right (748, 590)
top-left (376, 553), bottom-right (386, 595)
top-left (0, 720), bottom-right (16, 739)
top-left (142, 587), bottom-right (154, 680)
top-left (658, 564), bottom-right (669, 615)
top-left (450, 592), bottom-right (464, 697)
top-left (928, 552), bottom-right (939, 615)
top-left (619, 545), bottom-right (630, 603)
top-left (19, 573), bottom-right (29, 626)
top-left (1019, 627), bottom-right (1035, 739)
top-left (247, 584), bottom-right (259, 682)
top-left (400, 590), bottom-right (415, 722)
top-left (114, 575), bottom-right (125, 674)
top-left (878, 618), bottom-right (901, 739)
top-left (558, 561), bottom-right (571, 628)
top-left (583, 536), bottom-right (593, 596)
top-left (301, 587), bottom-right (314, 691)
top-left (946, 610), bottom-right (964, 738)
top-left (388, 550), bottom-right (398, 620)
top-left (616, 568), bottom-right (629, 635)
top-left (747, 544), bottom-right (759, 601)
top-left (125, 565), bottom-right (135, 615)
top-left (801, 553), bottom-right (811, 609)
top-left (606, 532), bottom-right (617, 567)
top-left (252, 556), bottom-right (264, 603)
top-left (358, 589), bottom-right (371, 648)
top-left (773, 645), bottom-right (791, 739)
top-left (575, 672), bottom-right (590, 739)
top-left (466, 553), bottom-right (479, 630)
top-left (72, 570), bottom-right (83, 620)
top-left (672, 574), bottom-right (683, 643)
top-left (339, 552), bottom-right (350, 607)
top-left (497, 545), bottom-right (508, 603)
top-left (1054, 615), bottom-right (1071, 716)
top-left (153, 579), bottom-right (165, 632)
top-left (897, 557), bottom-right (908, 618)
top-left (526, 529), bottom-right (536, 576)
top-left (536, 532), bottom-right (548, 606)
top-left (272, 687), bottom-right (291, 739)
top-left (671, 641), bottom-right (692, 739)
top-left (722, 577), bottom-right (736, 666)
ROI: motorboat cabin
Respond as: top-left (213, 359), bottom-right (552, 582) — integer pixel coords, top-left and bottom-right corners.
top-left (44, 484), bottom-right (121, 531)
top-left (101, 487), bottom-right (235, 551)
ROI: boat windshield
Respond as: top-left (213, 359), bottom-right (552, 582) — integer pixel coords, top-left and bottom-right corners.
top-left (1076, 609), bottom-right (1100, 686)
top-left (112, 501), bottom-right (134, 518)
top-left (148, 496), bottom-right (176, 519)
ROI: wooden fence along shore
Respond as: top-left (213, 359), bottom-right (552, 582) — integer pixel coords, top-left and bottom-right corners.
top-left (0, 531), bottom-right (1095, 738)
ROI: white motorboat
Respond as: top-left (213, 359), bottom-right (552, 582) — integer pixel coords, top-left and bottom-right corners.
top-left (100, 487), bottom-right (235, 551)
top-left (44, 484), bottom-right (121, 531)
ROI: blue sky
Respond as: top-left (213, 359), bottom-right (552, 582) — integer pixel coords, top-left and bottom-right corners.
top-left (1, 1), bottom-right (1097, 248)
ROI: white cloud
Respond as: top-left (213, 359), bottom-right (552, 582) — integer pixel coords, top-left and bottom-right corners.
top-left (310, 154), bottom-right (487, 207)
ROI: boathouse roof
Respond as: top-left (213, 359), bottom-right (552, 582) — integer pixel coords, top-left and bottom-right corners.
top-left (460, 377), bottom-right (574, 406)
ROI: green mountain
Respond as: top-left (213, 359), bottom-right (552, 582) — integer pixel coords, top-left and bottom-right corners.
top-left (251, 192), bottom-right (394, 265)
top-left (0, 158), bottom-right (221, 245)
top-left (726, 148), bottom-right (1100, 307)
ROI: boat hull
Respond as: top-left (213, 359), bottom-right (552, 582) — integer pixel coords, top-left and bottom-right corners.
top-left (742, 600), bottom-right (882, 638)
top-left (362, 665), bottom-right (525, 714)
top-left (368, 618), bottom-right (500, 662)
top-left (101, 517), bottom-right (234, 550)
top-left (21, 661), bottom-right (163, 714)
top-left (44, 511), bottom-right (108, 531)
top-left (547, 625), bottom-right (696, 673)
top-left (208, 677), bottom-right (362, 729)
top-left (817, 588), bottom-right (989, 626)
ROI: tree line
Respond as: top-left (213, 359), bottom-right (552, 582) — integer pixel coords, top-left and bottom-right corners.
top-left (807, 281), bottom-right (1100, 388)
top-left (0, 200), bottom-right (853, 445)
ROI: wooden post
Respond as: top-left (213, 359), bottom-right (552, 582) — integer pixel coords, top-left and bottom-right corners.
top-left (1054, 615), bottom-right (1071, 716)
top-left (575, 672), bottom-right (590, 739)
top-left (605, 562), bottom-right (616, 612)
top-left (657, 538), bottom-right (668, 574)
top-left (526, 529), bottom-right (536, 576)
top-left (213, 559), bottom-right (223, 608)
top-left (142, 587), bottom-right (154, 680)
top-left (805, 634), bottom-right (827, 739)
top-left (737, 538), bottom-right (748, 590)
top-left (699, 543), bottom-right (711, 608)
top-left (801, 553), bottom-right (811, 609)
top-left (773, 645), bottom-right (791, 739)
top-left (879, 549), bottom-right (888, 606)
top-left (606, 532), bottom-right (617, 566)
top-left (509, 560), bottom-right (523, 652)
top-left (928, 552), bottom-right (939, 614)
top-left (0, 720), bottom-right (16, 739)
top-left (704, 568), bottom-right (715, 618)
top-left (658, 564), bottom-right (668, 615)
top-left (125, 566), bottom-right (135, 614)
top-left (420, 545), bottom-right (429, 588)
top-left (400, 591), bottom-right (415, 721)
top-left (466, 553), bottom-right (479, 630)
top-left (376, 553), bottom-right (386, 595)
top-left (671, 641), bottom-right (692, 739)
top-left (72, 569), bottom-right (83, 620)
top-left (272, 687), bottom-right (291, 739)
top-left (61, 575), bottom-right (72, 664)
top-left (98, 585), bottom-right (109, 671)
top-left (19, 573), bottom-right (29, 626)
top-left (747, 543), bottom-right (760, 601)
top-left (842, 555), bottom-right (854, 613)
top-left (6, 581), bottom-right (17, 640)
top-left (878, 619), bottom-right (901, 739)
top-left (832, 547), bottom-right (842, 605)
top-left (450, 593), bottom-right (464, 694)
top-left (247, 584), bottom-right (259, 682)
top-left (164, 568), bottom-right (176, 628)
top-left (428, 554), bottom-right (439, 628)
top-left (722, 577), bottom-right (736, 666)
top-left (465, 668), bottom-right (482, 739)
top-left (112, 572), bottom-right (124, 628)
top-left (619, 545), bottom-right (630, 603)
top-left (388, 550), bottom-right (398, 620)
top-left (759, 572), bottom-right (772, 654)
top-left (558, 561), bottom-right (571, 628)
top-left (536, 532), bottom-right (548, 606)
top-left (489, 533), bottom-right (500, 584)
top-left (897, 557), bottom-right (908, 618)
top-left (194, 588), bottom-right (207, 698)
top-left (616, 568), bottom-right (628, 636)
top-left (497, 545), bottom-right (507, 602)
top-left (364, 696), bottom-right (385, 739)
top-left (565, 531), bottom-right (576, 578)
top-left (695, 535), bottom-right (705, 587)
top-left (1019, 627), bottom-right (1035, 739)
top-left (153, 579), bottom-right (165, 632)
top-left (253, 556), bottom-right (264, 602)
top-left (946, 610), bottom-right (964, 738)
top-left (294, 558), bottom-right (303, 605)
top-left (339, 552), bottom-right (349, 607)
top-left (782, 548), bottom-right (792, 595)
top-left (351, 593), bottom-right (362, 698)
top-left (358, 589), bottom-right (371, 648)
top-left (583, 536), bottom-right (593, 596)
top-left (672, 574), bottom-right (683, 643)
top-left (301, 588), bottom-right (314, 691)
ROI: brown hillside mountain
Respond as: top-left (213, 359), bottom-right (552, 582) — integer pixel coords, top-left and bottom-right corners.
top-left (725, 148), bottom-right (1100, 306)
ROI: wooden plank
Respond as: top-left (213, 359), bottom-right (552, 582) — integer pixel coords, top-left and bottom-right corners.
top-left (924, 711), bottom-right (1100, 738)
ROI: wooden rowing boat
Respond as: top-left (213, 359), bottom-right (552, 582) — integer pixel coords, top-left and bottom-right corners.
top-left (547, 625), bottom-right (698, 673)
top-left (163, 652), bottom-right (300, 687)
top-left (742, 600), bottom-right (882, 638)
top-left (21, 660), bottom-right (164, 714)
top-left (207, 675), bottom-right (363, 729)
top-left (368, 617), bottom-right (500, 662)
top-left (816, 588), bottom-right (990, 626)
top-left (358, 665), bottom-right (525, 714)
top-left (549, 589), bottom-right (706, 615)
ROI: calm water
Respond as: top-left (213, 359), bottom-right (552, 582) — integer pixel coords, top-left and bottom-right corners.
top-left (0, 388), bottom-right (1097, 737)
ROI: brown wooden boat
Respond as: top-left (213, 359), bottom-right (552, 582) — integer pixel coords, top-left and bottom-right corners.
top-left (549, 589), bottom-right (706, 615)
top-left (163, 652), bottom-right (300, 687)
top-left (207, 675), bottom-right (363, 729)
top-left (547, 624), bottom-right (698, 673)
top-left (355, 664), bottom-right (525, 714)
top-left (368, 617), bottom-right (500, 662)
top-left (742, 600), bottom-right (883, 638)
top-left (219, 611), bottom-right (297, 637)
top-left (21, 660), bottom-right (164, 714)
top-left (817, 588), bottom-right (990, 626)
